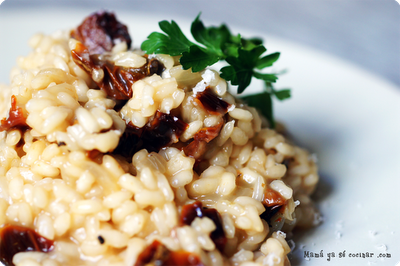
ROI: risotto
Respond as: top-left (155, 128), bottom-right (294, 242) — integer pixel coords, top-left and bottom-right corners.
top-left (0, 11), bottom-right (320, 266)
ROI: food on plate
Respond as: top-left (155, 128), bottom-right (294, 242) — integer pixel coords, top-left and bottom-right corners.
top-left (0, 11), bottom-right (320, 266)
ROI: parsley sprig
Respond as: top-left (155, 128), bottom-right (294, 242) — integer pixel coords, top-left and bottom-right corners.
top-left (141, 14), bottom-right (291, 128)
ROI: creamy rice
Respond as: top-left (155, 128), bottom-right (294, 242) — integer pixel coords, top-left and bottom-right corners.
top-left (0, 12), bottom-right (320, 266)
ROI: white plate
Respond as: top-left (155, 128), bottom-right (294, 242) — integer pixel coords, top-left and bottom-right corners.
top-left (1, 7), bottom-right (400, 266)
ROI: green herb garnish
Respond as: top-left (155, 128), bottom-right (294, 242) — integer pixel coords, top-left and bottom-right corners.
top-left (242, 82), bottom-right (291, 128)
top-left (141, 14), bottom-right (291, 128)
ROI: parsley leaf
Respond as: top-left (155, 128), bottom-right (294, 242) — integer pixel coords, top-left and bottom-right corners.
top-left (181, 45), bottom-right (219, 72)
top-left (221, 46), bottom-right (266, 93)
top-left (252, 72), bottom-right (278, 83)
top-left (273, 88), bottom-right (291, 100)
top-left (141, 14), bottom-right (282, 95)
top-left (256, 52), bottom-right (280, 69)
top-left (220, 64), bottom-right (252, 94)
top-left (141, 14), bottom-right (291, 128)
top-left (190, 14), bottom-right (230, 58)
top-left (141, 20), bottom-right (193, 56)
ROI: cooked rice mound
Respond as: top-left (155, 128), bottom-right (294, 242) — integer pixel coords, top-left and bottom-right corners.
top-left (0, 12), bottom-right (320, 266)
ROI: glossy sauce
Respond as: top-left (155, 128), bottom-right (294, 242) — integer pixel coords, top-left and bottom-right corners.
top-left (0, 225), bottom-right (54, 266)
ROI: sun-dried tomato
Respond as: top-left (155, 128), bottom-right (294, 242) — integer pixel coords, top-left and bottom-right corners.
top-left (180, 88), bottom-right (229, 159)
top-left (263, 188), bottom-right (286, 207)
top-left (195, 88), bottom-right (230, 115)
top-left (71, 11), bottom-right (132, 55)
top-left (113, 112), bottom-right (188, 160)
top-left (135, 240), bottom-right (204, 266)
top-left (183, 122), bottom-right (223, 160)
top-left (71, 42), bottom-right (164, 101)
top-left (180, 201), bottom-right (227, 253)
top-left (260, 188), bottom-right (287, 226)
top-left (0, 95), bottom-right (29, 132)
top-left (70, 12), bottom-right (164, 101)
top-left (194, 123), bottom-right (223, 143)
top-left (0, 224), bottom-right (54, 266)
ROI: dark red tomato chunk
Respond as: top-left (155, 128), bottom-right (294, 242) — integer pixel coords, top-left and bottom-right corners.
top-left (182, 88), bottom-right (228, 159)
top-left (0, 95), bottom-right (29, 132)
top-left (91, 55), bottom-right (164, 100)
top-left (71, 42), bottom-right (164, 101)
top-left (263, 188), bottom-right (286, 207)
top-left (180, 201), bottom-right (227, 252)
top-left (183, 122), bottom-right (223, 160)
top-left (71, 11), bottom-right (132, 55)
top-left (180, 201), bottom-right (203, 226)
top-left (134, 240), bottom-right (204, 266)
top-left (260, 205), bottom-right (284, 227)
top-left (196, 88), bottom-right (230, 115)
top-left (0, 224), bottom-right (54, 266)
top-left (202, 208), bottom-right (228, 252)
top-left (260, 188), bottom-right (287, 226)
top-left (113, 112), bottom-right (188, 160)
top-left (192, 122), bottom-right (223, 143)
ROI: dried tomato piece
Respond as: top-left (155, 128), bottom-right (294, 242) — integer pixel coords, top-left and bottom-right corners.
top-left (70, 42), bottom-right (93, 73)
top-left (260, 188), bottom-right (287, 226)
top-left (181, 88), bottom-right (229, 159)
top-left (165, 250), bottom-right (204, 266)
top-left (0, 224), bottom-right (54, 266)
top-left (135, 240), bottom-right (170, 266)
top-left (71, 11), bottom-right (132, 54)
top-left (196, 88), bottom-right (230, 115)
top-left (260, 205), bottom-right (284, 227)
top-left (135, 240), bottom-right (204, 266)
top-left (113, 112), bottom-right (188, 159)
top-left (180, 201), bottom-right (227, 252)
top-left (180, 201), bottom-right (203, 226)
top-left (0, 95), bottom-right (29, 132)
top-left (183, 122), bottom-right (223, 160)
top-left (202, 208), bottom-right (227, 252)
top-left (183, 140), bottom-right (208, 161)
top-left (71, 42), bottom-right (164, 100)
top-left (98, 56), bottom-right (164, 100)
top-left (193, 122), bottom-right (223, 143)
top-left (263, 188), bottom-right (286, 207)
